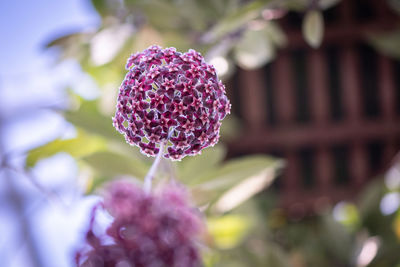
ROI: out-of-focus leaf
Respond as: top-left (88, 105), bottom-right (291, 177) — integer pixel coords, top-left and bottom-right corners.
top-left (302, 10), bottom-right (324, 48)
top-left (333, 202), bottom-right (361, 230)
top-left (45, 32), bottom-right (86, 48)
top-left (132, 0), bottom-right (183, 31)
top-left (387, 0), bottom-right (400, 16)
top-left (207, 215), bottom-right (252, 249)
top-left (91, 0), bottom-right (109, 17)
top-left (191, 155), bottom-right (280, 188)
top-left (65, 100), bottom-right (123, 142)
top-left (45, 32), bottom-right (90, 61)
top-left (319, 0), bottom-right (342, 9)
top-left (219, 115), bottom-right (242, 141)
top-left (203, 0), bottom-right (269, 43)
top-left (90, 24), bottom-right (134, 66)
top-left (319, 214), bottom-right (352, 261)
top-left (358, 179), bottom-right (384, 219)
top-left (190, 155), bottom-right (282, 207)
top-left (233, 24), bottom-right (275, 69)
top-left (367, 29), bottom-right (400, 60)
top-left (26, 132), bottom-right (105, 167)
top-left (264, 21), bottom-right (287, 48)
top-left (263, 244), bottom-right (291, 267)
top-left (177, 145), bottom-right (226, 183)
top-left (132, 25), bottom-right (164, 52)
top-left (213, 167), bottom-right (276, 213)
top-left (82, 151), bottom-right (149, 179)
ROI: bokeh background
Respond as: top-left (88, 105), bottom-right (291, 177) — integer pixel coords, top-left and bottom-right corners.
top-left (1, 0), bottom-right (400, 266)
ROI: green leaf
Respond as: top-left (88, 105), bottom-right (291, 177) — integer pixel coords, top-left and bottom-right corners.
top-left (65, 100), bottom-right (124, 142)
top-left (262, 244), bottom-right (291, 267)
top-left (177, 145), bottom-right (226, 183)
top-left (207, 214), bottom-right (252, 249)
top-left (357, 179), bottom-right (384, 220)
top-left (367, 29), bottom-right (400, 60)
top-left (26, 132), bottom-right (105, 167)
top-left (264, 21), bottom-right (287, 48)
top-left (302, 10), bottom-right (324, 48)
top-left (319, 214), bottom-right (353, 261)
top-left (189, 155), bottom-right (282, 208)
top-left (233, 25), bottom-right (275, 70)
top-left (82, 150), bottom-right (150, 179)
top-left (204, 0), bottom-right (269, 42)
top-left (131, 0), bottom-right (184, 32)
top-left (191, 155), bottom-right (280, 188)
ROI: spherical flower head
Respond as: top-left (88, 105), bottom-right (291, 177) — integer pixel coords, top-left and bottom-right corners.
top-left (76, 181), bottom-right (204, 267)
top-left (113, 45), bottom-right (231, 160)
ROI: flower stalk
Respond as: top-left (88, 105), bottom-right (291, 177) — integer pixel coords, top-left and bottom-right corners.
top-left (143, 141), bottom-right (165, 193)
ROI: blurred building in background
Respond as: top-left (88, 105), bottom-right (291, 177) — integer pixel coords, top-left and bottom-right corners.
top-left (227, 0), bottom-right (400, 214)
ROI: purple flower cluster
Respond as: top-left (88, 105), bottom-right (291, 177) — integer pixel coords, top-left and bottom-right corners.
top-left (76, 181), bottom-right (204, 267)
top-left (113, 45), bottom-right (231, 160)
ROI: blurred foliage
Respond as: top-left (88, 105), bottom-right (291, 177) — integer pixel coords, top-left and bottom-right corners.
top-left (26, 0), bottom-right (400, 266)
top-left (367, 29), bottom-right (400, 60)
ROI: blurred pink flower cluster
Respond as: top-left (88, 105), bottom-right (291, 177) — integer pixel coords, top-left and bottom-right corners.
top-left (76, 181), bottom-right (203, 267)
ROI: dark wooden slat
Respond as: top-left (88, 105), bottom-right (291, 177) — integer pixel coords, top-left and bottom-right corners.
top-left (341, 47), bottom-right (362, 122)
top-left (231, 121), bottom-right (400, 151)
top-left (284, 151), bottom-right (301, 193)
top-left (273, 52), bottom-right (296, 124)
top-left (308, 50), bottom-right (330, 123)
top-left (281, 187), bottom-right (362, 214)
top-left (315, 147), bottom-right (333, 191)
top-left (239, 69), bottom-right (267, 130)
top-left (351, 142), bottom-right (368, 187)
top-left (379, 56), bottom-right (396, 120)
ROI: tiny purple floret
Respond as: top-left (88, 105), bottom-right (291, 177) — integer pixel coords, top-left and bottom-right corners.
top-left (113, 45), bottom-right (231, 160)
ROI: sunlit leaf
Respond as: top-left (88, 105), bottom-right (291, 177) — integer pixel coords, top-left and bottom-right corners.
top-left (177, 145), bottom-right (226, 183)
top-left (302, 10), bottom-right (324, 48)
top-left (132, 25), bottom-right (164, 52)
top-left (189, 155), bottom-right (282, 207)
top-left (207, 215), bottom-right (252, 249)
top-left (26, 131), bottom-right (105, 167)
top-left (233, 24), bottom-right (275, 69)
top-left (45, 32), bottom-right (91, 62)
top-left (65, 100), bottom-right (124, 142)
top-left (82, 150), bottom-right (149, 179)
top-left (90, 24), bottom-right (134, 66)
top-left (213, 167), bottom-right (276, 212)
top-left (264, 21), bottom-right (287, 48)
top-left (191, 155), bottom-right (280, 188)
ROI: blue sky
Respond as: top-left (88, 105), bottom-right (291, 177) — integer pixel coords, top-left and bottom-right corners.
top-left (0, 0), bottom-right (99, 75)
top-left (0, 1), bottom-right (104, 267)
top-left (0, 0), bottom-right (100, 153)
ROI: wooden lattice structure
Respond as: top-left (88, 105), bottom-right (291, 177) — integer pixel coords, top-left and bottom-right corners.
top-left (226, 0), bottom-right (400, 215)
